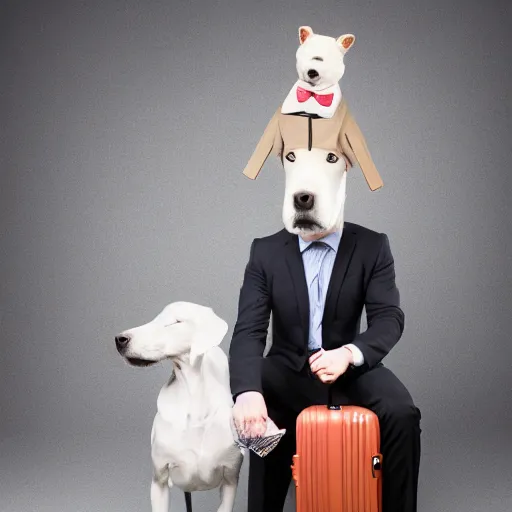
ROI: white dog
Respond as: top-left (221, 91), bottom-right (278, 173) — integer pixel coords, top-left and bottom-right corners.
top-left (281, 25), bottom-right (355, 119)
top-left (115, 301), bottom-right (244, 512)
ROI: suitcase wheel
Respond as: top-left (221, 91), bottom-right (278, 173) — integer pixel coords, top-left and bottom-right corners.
top-left (372, 454), bottom-right (383, 478)
top-left (291, 454), bottom-right (299, 486)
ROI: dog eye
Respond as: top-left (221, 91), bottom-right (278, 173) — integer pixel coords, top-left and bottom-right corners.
top-left (326, 153), bottom-right (339, 163)
top-left (285, 152), bottom-right (296, 162)
top-left (312, 56), bottom-right (324, 62)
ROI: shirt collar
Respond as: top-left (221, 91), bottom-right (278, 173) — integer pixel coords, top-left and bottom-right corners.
top-left (298, 229), bottom-right (343, 253)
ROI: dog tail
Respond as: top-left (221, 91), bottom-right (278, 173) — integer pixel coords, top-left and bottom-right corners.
top-left (184, 491), bottom-right (192, 512)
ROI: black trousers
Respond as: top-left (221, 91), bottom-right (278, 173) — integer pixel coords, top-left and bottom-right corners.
top-left (247, 356), bottom-right (421, 512)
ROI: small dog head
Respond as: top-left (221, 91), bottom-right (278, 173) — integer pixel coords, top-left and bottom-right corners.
top-left (295, 26), bottom-right (355, 91)
top-left (281, 148), bottom-right (348, 237)
top-left (115, 302), bottom-right (228, 368)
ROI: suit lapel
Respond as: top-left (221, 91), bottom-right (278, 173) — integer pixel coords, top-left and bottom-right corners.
top-left (323, 228), bottom-right (357, 325)
top-left (284, 234), bottom-right (310, 347)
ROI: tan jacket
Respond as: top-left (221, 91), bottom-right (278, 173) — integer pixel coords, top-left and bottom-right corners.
top-left (243, 98), bottom-right (383, 191)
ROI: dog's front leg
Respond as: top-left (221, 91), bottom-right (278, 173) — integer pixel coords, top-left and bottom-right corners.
top-left (217, 481), bottom-right (238, 512)
top-left (217, 466), bottom-right (241, 512)
top-left (151, 466), bottom-right (171, 512)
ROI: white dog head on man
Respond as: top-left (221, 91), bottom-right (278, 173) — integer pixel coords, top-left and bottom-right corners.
top-left (281, 148), bottom-right (349, 238)
top-left (115, 301), bottom-right (228, 368)
top-left (295, 25), bottom-right (355, 91)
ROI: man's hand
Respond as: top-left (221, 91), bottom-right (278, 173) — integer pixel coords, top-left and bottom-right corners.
top-left (309, 347), bottom-right (353, 384)
top-left (232, 391), bottom-right (268, 439)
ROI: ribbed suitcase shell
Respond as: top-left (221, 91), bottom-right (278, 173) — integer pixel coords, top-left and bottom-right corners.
top-left (292, 405), bottom-right (382, 512)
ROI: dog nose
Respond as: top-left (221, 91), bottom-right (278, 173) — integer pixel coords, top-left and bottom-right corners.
top-left (307, 69), bottom-right (319, 79)
top-left (115, 334), bottom-right (131, 350)
top-left (294, 192), bottom-right (315, 211)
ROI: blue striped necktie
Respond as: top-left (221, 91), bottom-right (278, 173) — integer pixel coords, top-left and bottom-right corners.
top-left (305, 241), bottom-right (331, 351)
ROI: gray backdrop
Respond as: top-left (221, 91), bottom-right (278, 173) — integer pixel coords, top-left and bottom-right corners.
top-left (1, 0), bottom-right (511, 511)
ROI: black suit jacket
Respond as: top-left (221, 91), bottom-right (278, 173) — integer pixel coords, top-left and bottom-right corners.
top-left (228, 222), bottom-right (405, 399)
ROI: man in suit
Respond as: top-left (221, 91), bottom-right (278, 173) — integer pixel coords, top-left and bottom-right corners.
top-left (229, 149), bottom-right (421, 512)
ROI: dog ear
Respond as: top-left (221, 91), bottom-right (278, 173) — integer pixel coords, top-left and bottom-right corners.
top-left (298, 26), bottom-right (314, 45)
top-left (337, 34), bottom-right (356, 54)
top-left (189, 307), bottom-right (228, 367)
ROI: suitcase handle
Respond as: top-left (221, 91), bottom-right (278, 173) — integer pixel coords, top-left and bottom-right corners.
top-left (309, 349), bottom-right (342, 409)
top-left (327, 385), bottom-right (341, 410)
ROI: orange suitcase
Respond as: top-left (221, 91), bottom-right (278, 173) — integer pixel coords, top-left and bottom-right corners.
top-left (291, 398), bottom-right (383, 512)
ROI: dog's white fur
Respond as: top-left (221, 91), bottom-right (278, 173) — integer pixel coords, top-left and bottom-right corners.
top-left (282, 148), bottom-right (348, 237)
top-left (282, 27), bottom-right (354, 118)
top-left (116, 301), bottom-right (243, 512)
top-left (295, 25), bottom-right (353, 91)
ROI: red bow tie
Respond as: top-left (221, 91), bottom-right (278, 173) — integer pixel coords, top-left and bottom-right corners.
top-left (296, 86), bottom-right (334, 107)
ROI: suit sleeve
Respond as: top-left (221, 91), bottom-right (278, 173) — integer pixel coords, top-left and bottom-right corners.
top-left (350, 233), bottom-right (405, 369)
top-left (228, 238), bottom-right (272, 400)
